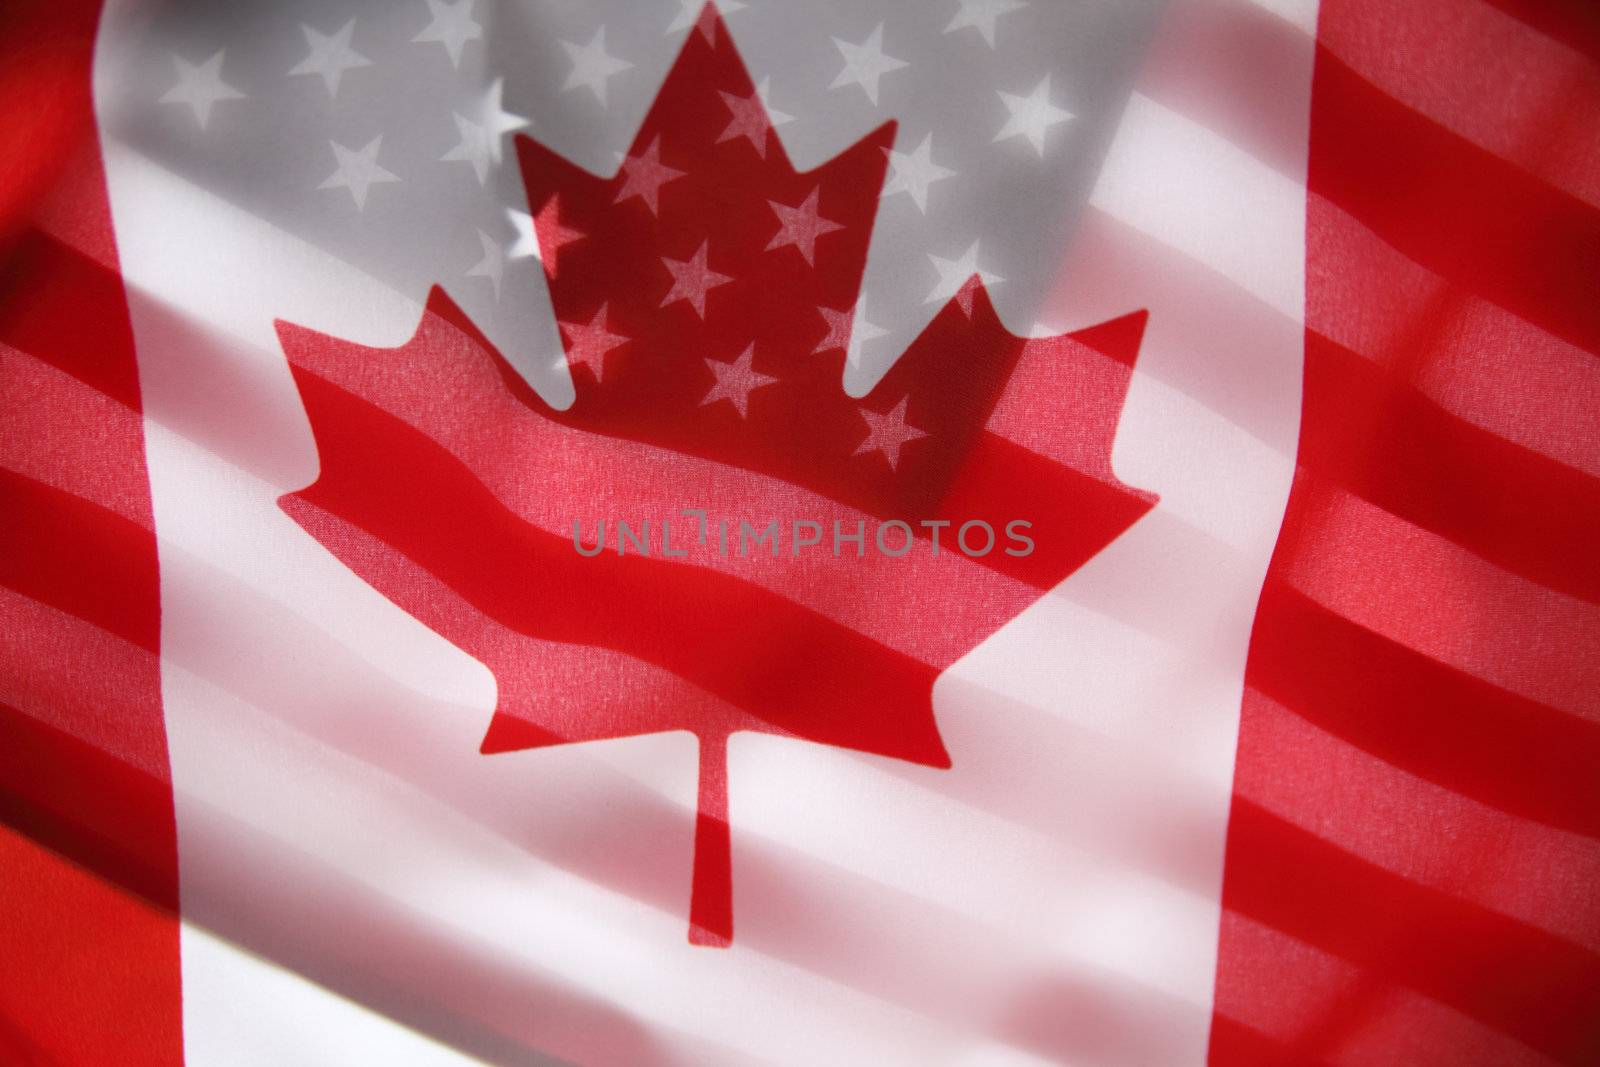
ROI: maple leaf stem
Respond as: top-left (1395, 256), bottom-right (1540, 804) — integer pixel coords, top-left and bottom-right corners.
top-left (687, 731), bottom-right (734, 947)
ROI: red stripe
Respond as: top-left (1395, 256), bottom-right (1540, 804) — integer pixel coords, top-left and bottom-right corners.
top-left (1306, 192), bottom-right (1600, 479)
top-left (1221, 799), bottom-right (1600, 1062)
top-left (0, 704), bottom-right (176, 914)
top-left (1482, 0), bottom-right (1600, 65)
top-left (276, 298), bottom-right (1152, 668)
top-left (1310, 46), bottom-right (1600, 358)
top-left (284, 365), bottom-right (950, 767)
top-left (0, 469), bottom-right (158, 652)
top-left (2, 342), bottom-right (154, 527)
top-left (935, 430), bottom-right (1158, 592)
top-left (1249, 582), bottom-right (1600, 840)
top-left (1301, 331), bottom-right (1600, 604)
top-left (1207, 1013), bottom-right (1332, 1067)
top-left (1318, 0), bottom-right (1600, 210)
top-left (0, 230), bottom-right (140, 409)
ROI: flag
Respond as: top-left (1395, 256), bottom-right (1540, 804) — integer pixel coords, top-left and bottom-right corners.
top-left (1, 0), bottom-right (1596, 1064)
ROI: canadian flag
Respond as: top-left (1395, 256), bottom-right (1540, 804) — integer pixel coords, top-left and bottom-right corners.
top-left (2, 0), bottom-right (1597, 1065)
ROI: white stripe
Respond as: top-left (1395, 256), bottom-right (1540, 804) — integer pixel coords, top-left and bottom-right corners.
top-left (180, 924), bottom-right (492, 1067)
top-left (1246, 0), bottom-right (1320, 35)
top-left (1090, 92), bottom-right (1308, 321)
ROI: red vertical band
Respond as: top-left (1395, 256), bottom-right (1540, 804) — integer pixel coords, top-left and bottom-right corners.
top-left (0, 1), bottom-right (185, 1063)
top-left (1211, 1), bottom-right (1600, 1063)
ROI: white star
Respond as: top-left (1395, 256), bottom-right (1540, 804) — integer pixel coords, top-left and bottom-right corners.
top-left (318, 136), bottom-right (399, 210)
top-left (830, 24), bottom-right (908, 106)
top-left (413, 0), bottom-right (482, 69)
top-left (945, 0), bottom-right (1028, 48)
top-left (159, 51), bottom-right (245, 130)
top-left (995, 74), bottom-right (1074, 156)
top-left (514, 195), bottom-right (584, 272)
top-left (475, 78), bottom-right (530, 163)
top-left (614, 137), bottom-right (685, 216)
top-left (816, 298), bottom-right (888, 368)
top-left (881, 133), bottom-right (955, 214)
top-left (561, 304), bottom-right (629, 382)
top-left (441, 114), bottom-right (492, 183)
top-left (667, 0), bottom-right (747, 40)
top-left (854, 396), bottom-right (927, 470)
top-left (816, 306), bottom-right (852, 353)
top-left (660, 241), bottom-right (733, 319)
top-left (507, 208), bottom-right (539, 259)
top-left (440, 80), bottom-right (527, 184)
top-left (466, 229), bottom-right (504, 298)
top-left (719, 89), bottom-right (768, 157)
top-left (508, 207), bottom-right (540, 259)
top-left (766, 188), bottom-right (844, 266)
top-left (701, 345), bottom-right (777, 418)
top-left (288, 20), bottom-right (372, 97)
top-left (717, 78), bottom-right (793, 158)
top-left (756, 78), bottom-right (794, 128)
top-left (926, 241), bottom-right (1003, 314)
top-left (561, 27), bottom-right (632, 106)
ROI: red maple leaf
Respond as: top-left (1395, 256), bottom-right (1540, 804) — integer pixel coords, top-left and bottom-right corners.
top-left (277, 10), bottom-right (1157, 947)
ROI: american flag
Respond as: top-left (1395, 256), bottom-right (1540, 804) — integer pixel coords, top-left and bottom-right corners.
top-left (1, 0), bottom-right (1597, 1064)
